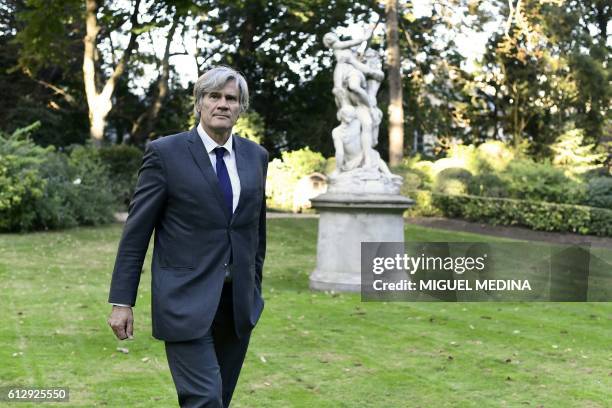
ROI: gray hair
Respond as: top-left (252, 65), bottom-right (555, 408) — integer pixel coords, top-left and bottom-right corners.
top-left (193, 66), bottom-right (249, 120)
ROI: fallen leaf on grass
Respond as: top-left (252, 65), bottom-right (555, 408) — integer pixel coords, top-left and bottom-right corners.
top-left (116, 347), bottom-right (129, 354)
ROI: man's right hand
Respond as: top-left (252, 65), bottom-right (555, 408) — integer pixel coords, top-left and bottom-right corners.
top-left (107, 305), bottom-right (134, 340)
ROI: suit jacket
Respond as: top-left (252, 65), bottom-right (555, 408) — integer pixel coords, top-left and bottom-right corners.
top-left (108, 127), bottom-right (268, 341)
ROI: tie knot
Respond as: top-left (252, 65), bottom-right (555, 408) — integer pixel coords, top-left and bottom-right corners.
top-left (214, 146), bottom-right (226, 160)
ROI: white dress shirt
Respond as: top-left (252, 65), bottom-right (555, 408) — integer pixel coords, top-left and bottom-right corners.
top-left (197, 123), bottom-right (241, 213)
top-left (112, 125), bottom-right (241, 308)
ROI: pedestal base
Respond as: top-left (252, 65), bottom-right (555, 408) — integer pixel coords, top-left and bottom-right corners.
top-left (309, 192), bottom-right (413, 292)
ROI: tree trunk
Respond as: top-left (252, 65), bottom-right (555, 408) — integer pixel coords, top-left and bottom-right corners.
top-left (131, 15), bottom-right (180, 144)
top-left (386, 0), bottom-right (404, 166)
top-left (82, 0), bottom-right (141, 144)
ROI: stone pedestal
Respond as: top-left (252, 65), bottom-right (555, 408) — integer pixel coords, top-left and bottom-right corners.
top-left (309, 192), bottom-right (413, 292)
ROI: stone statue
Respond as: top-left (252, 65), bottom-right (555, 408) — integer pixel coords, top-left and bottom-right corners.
top-left (310, 28), bottom-right (414, 293)
top-left (323, 29), bottom-right (401, 194)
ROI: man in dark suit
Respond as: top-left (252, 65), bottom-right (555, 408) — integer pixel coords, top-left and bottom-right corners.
top-left (107, 66), bottom-right (268, 408)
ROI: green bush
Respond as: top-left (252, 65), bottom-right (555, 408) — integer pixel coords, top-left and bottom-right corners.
top-left (0, 124), bottom-right (115, 232)
top-left (402, 170), bottom-right (426, 191)
top-left (584, 176), bottom-right (612, 209)
top-left (551, 127), bottom-right (606, 175)
top-left (475, 141), bottom-right (515, 172)
top-left (433, 167), bottom-right (473, 195)
top-left (446, 144), bottom-right (478, 173)
top-left (98, 144), bottom-right (142, 208)
top-left (0, 123), bottom-right (50, 231)
top-left (406, 189), bottom-right (612, 236)
top-left (501, 159), bottom-right (585, 204)
top-left (468, 173), bottom-right (509, 197)
top-left (401, 144), bottom-right (595, 208)
top-left (403, 190), bottom-right (442, 217)
top-left (36, 152), bottom-right (81, 229)
top-left (64, 145), bottom-right (116, 226)
top-left (395, 156), bottom-right (432, 192)
top-left (266, 148), bottom-right (326, 211)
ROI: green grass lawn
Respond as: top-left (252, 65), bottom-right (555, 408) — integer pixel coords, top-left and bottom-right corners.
top-left (0, 219), bottom-right (611, 407)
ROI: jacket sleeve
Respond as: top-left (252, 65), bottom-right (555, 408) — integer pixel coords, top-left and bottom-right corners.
top-left (254, 150), bottom-right (269, 293)
top-left (108, 143), bottom-right (167, 306)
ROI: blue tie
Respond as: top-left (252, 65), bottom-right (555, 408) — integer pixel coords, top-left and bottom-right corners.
top-left (214, 147), bottom-right (233, 215)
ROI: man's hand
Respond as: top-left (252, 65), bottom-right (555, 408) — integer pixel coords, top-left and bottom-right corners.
top-left (107, 305), bottom-right (134, 340)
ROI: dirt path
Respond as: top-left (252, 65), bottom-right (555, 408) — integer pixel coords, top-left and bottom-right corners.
top-left (114, 212), bottom-right (611, 249)
top-left (407, 216), bottom-right (612, 249)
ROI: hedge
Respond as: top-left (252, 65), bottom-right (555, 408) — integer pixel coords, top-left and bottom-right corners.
top-left (406, 190), bottom-right (612, 237)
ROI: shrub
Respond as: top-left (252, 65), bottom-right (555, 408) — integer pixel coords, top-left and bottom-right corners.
top-left (402, 170), bottom-right (426, 191)
top-left (551, 127), bottom-right (606, 175)
top-left (406, 190), bottom-right (612, 236)
top-left (411, 160), bottom-right (435, 185)
top-left (446, 144), bottom-right (478, 173)
top-left (0, 125), bottom-right (115, 232)
top-left (584, 177), bottom-right (612, 209)
top-left (65, 145), bottom-right (116, 226)
top-left (433, 167), bottom-right (473, 195)
top-left (403, 190), bottom-right (442, 217)
top-left (266, 148), bottom-right (326, 211)
top-left (475, 141), bottom-right (515, 172)
top-left (468, 173), bottom-right (509, 197)
top-left (36, 152), bottom-right (81, 229)
top-left (324, 157), bottom-right (337, 175)
top-left (501, 158), bottom-right (585, 204)
top-left (0, 123), bottom-right (50, 231)
top-left (98, 144), bottom-right (142, 207)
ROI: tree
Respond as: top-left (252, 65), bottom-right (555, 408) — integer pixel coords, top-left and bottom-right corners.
top-left (83, 0), bottom-right (143, 145)
top-left (385, 0), bottom-right (404, 165)
top-left (5, 0), bottom-right (89, 146)
top-left (465, 0), bottom-right (610, 157)
top-left (129, 12), bottom-right (182, 144)
top-left (193, 0), bottom-right (374, 155)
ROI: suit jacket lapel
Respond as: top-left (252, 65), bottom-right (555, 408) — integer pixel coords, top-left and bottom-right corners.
top-left (186, 127), bottom-right (231, 222)
top-left (232, 135), bottom-right (252, 224)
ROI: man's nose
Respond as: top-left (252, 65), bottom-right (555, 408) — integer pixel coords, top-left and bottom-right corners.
top-left (217, 97), bottom-right (229, 109)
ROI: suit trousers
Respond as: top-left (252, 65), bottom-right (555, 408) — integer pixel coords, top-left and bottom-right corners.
top-left (164, 282), bottom-right (251, 408)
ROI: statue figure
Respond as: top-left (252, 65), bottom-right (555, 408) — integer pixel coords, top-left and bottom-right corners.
top-left (364, 49), bottom-right (383, 148)
top-left (332, 105), bottom-right (398, 177)
top-left (323, 28), bottom-right (401, 194)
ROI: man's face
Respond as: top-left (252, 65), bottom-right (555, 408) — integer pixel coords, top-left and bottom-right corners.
top-left (199, 80), bottom-right (241, 139)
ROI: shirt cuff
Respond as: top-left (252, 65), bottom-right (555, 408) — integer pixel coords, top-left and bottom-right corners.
top-left (111, 303), bottom-right (132, 307)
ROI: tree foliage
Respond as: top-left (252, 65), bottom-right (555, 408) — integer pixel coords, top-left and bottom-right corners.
top-left (0, 0), bottom-right (608, 167)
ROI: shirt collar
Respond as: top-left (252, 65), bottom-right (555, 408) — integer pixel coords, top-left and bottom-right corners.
top-left (197, 123), bottom-right (233, 155)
